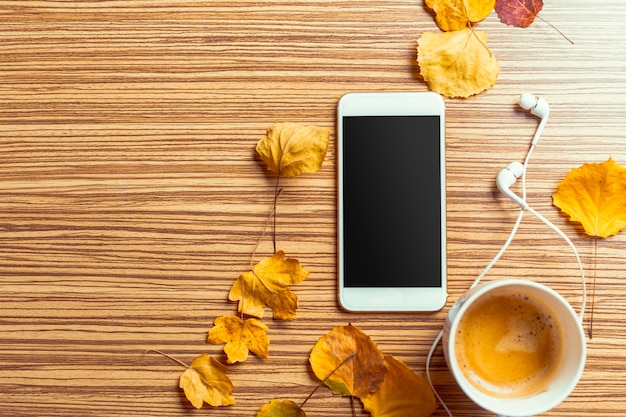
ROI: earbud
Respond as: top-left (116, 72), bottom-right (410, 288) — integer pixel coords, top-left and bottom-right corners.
top-left (497, 161), bottom-right (527, 209)
top-left (519, 93), bottom-right (550, 119)
top-left (519, 93), bottom-right (549, 145)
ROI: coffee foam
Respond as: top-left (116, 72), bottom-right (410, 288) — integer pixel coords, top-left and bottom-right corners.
top-left (454, 289), bottom-right (563, 398)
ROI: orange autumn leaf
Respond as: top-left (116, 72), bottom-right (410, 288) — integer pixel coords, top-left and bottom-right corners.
top-left (553, 158), bottom-right (626, 238)
top-left (256, 122), bottom-right (330, 178)
top-left (309, 324), bottom-right (386, 398)
top-left (425, 0), bottom-right (495, 31)
top-left (361, 354), bottom-right (437, 417)
top-left (256, 399), bottom-right (307, 417)
top-left (495, 0), bottom-right (543, 28)
top-left (417, 28), bottom-right (499, 98)
top-left (179, 354), bottom-right (235, 409)
top-left (207, 315), bottom-right (269, 364)
top-left (229, 251), bottom-right (309, 320)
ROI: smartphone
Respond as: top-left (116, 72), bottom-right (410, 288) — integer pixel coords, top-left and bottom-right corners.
top-left (337, 91), bottom-right (447, 311)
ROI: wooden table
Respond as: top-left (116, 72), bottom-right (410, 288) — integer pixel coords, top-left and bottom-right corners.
top-left (1, 1), bottom-right (625, 416)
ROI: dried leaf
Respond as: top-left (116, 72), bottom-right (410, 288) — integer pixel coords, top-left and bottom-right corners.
top-left (179, 354), bottom-right (235, 409)
top-left (425, 0), bottom-right (496, 31)
top-left (309, 324), bottom-right (386, 398)
top-left (256, 399), bottom-right (307, 417)
top-left (229, 251), bottom-right (309, 320)
top-left (207, 315), bottom-right (270, 363)
top-left (553, 158), bottom-right (626, 238)
top-left (417, 28), bottom-right (500, 98)
top-left (256, 122), bottom-right (330, 178)
top-left (495, 0), bottom-right (543, 28)
top-left (361, 354), bottom-right (437, 417)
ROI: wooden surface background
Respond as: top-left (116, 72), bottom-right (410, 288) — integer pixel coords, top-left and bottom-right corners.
top-left (1, 1), bottom-right (626, 416)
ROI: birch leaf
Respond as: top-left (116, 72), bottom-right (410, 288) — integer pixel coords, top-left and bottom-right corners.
top-left (553, 158), bottom-right (626, 238)
top-left (256, 399), bottom-right (307, 417)
top-left (425, 0), bottom-right (496, 31)
top-left (495, 0), bottom-right (543, 28)
top-left (256, 122), bottom-right (330, 177)
top-left (417, 28), bottom-right (499, 98)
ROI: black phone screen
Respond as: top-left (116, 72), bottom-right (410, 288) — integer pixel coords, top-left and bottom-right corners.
top-left (342, 115), bottom-right (442, 288)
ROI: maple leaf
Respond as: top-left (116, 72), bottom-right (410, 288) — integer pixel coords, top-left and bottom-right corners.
top-left (207, 315), bottom-right (270, 363)
top-left (229, 251), bottom-right (309, 320)
top-left (553, 158), bottom-right (626, 238)
top-left (417, 28), bottom-right (500, 98)
top-left (425, 0), bottom-right (496, 32)
top-left (178, 354), bottom-right (235, 409)
top-left (256, 399), bottom-right (307, 417)
top-left (256, 122), bottom-right (330, 178)
top-left (495, 0), bottom-right (543, 28)
top-left (309, 324), bottom-right (387, 398)
top-left (361, 354), bottom-right (437, 417)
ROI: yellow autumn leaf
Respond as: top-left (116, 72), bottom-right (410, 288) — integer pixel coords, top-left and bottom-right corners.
top-left (417, 28), bottom-right (499, 98)
top-left (361, 354), bottom-right (437, 417)
top-left (207, 315), bottom-right (269, 364)
top-left (229, 251), bottom-right (309, 320)
top-left (256, 122), bottom-right (330, 177)
top-left (309, 324), bottom-right (387, 398)
top-left (179, 354), bottom-right (235, 409)
top-left (256, 399), bottom-right (307, 417)
top-left (425, 0), bottom-right (496, 31)
top-left (553, 158), bottom-right (626, 238)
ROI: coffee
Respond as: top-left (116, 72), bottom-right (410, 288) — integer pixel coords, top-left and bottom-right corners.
top-left (454, 288), bottom-right (563, 398)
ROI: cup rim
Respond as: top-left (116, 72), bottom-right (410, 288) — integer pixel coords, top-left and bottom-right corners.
top-left (446, 279), bottom-right (586, 416)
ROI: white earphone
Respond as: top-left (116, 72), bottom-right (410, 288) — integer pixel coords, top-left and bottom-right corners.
top-left (427, 94), bottom-right (586, 417)
top-left (496, 93), bottom-right (549, 209)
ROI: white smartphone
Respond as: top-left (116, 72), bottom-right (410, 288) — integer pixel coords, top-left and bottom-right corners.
top-left (337, 91), bottom-right (447, 311)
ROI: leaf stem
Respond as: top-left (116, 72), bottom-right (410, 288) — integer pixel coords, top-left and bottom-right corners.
top-left (250, 187), bottom-right (283, 269)
top-left (537, 15), bottom-right (574, 45)
top-left (272, 174), bottom-right (282, 253)
top-left (147, 349), bottom-right (189, 369)
top-left (300, 352), bottom-right (356, 409)
top-left (589, 237), bottom-right (598, 338)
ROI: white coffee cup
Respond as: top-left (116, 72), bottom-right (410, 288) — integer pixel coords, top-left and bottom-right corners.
top-left (443, 279), bottom-right (586, 417)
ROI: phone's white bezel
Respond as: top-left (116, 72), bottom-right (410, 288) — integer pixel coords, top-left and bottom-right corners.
top-left (337, 91), bottom-right (447, 312)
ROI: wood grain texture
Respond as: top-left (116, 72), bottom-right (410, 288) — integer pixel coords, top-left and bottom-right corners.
top-left (1, 1), bottom-right (626, 416)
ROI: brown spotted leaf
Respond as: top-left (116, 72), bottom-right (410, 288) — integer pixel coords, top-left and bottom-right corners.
top-left (495, 0), bottom-right (543, 28)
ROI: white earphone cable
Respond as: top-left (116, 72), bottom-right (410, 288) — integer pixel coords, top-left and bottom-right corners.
top-left (426, 143), bottom-right (534, 417)
top-left (425, 103), bottom-right (586, 415)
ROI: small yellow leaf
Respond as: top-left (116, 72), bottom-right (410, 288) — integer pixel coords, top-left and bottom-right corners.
top-left (425, 0), bottom-right (496, 31)
top-left (229, 251), bottom-right (309, 320)
top-left (178, 354), bottom-right (235, 409)
top-left (309, 324), bottom-right (386, 398)
top-left (256, 399), bottom-right (307, 417)
top-left (361, 354), bottom-right (437, 417)
top-left (417, 28), bottom-right (499, 98)
top-left (256, 122), bottom-right (330, 177)
top-left (553, 158), bottom-right (626, 238)
top-left (208, 315), bottom-right (270, 363)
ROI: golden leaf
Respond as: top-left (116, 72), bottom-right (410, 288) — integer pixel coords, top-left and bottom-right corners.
top-left (417, 28), bottom-right (499, 98)
top-left (553, 158), bottom-right (626, 238)
top-left (425, 0), bottom-right (496, 31)
top-left (229, 251), bottom-right (309, 320)
top-left (178, 354), bottom-right (235, 409)
top-left (361, 354), bottom-right (437, 417)
top-left (207, 315), bottom-right (270, 364)
top-left (309, 324), bottom-right (387, 398)
top-left (256, 122), bottom-right (330, 177)
top-left (256, 399), bottom-right (307, 417)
